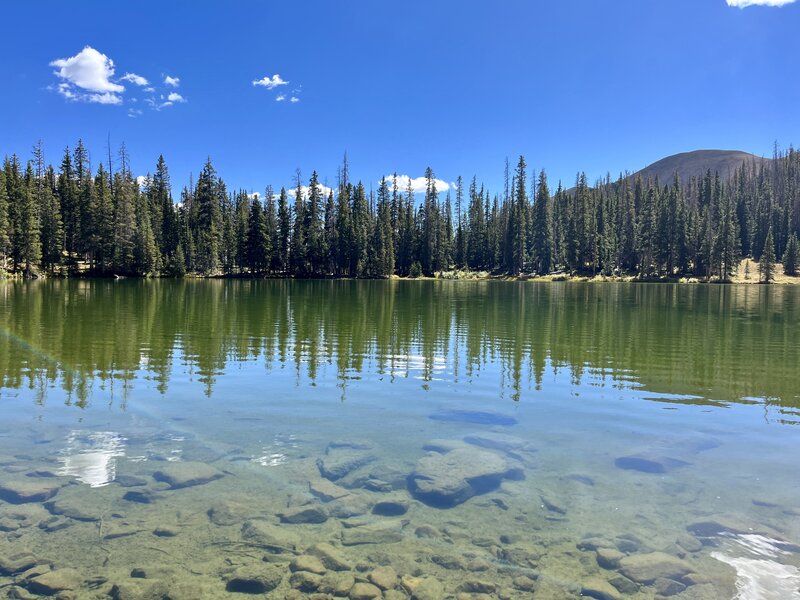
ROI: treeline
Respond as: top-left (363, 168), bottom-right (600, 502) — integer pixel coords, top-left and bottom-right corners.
top-left (1, 141), bottom-right (799, 280)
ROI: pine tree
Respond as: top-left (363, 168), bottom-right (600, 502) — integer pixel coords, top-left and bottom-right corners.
top-left (760, 227), bottom-right (776, 283)
top-left (193, 158), bottom-right (223, 274)
top-left (531, 170), bottom-right (553, 274)
top-left (276, 187), bottom-right (291, 274)
top-left (290, 174), bottom-right (308, 276)
top-left (0, 167), bottom-right (9, 269)
top-left (19, 161), bottom-right (42, 275)
top-left (113, 172), bottom-right (138, 273)
top-left (305, 171), bottom-right (326, 274)
top-left (91, 163), bottom-right (115, 273)
top-left (39, 165), bottom-right (64, 272)
top-left (783, 233), bottom-right (799, 276)
top-left (133, 186), bottom-right (160, 274)
top-left (511, 156), bottom-right (528, 274)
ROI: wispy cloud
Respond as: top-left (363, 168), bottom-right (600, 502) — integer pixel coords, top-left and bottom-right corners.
top-left (290, 96), bottom-right (300, 103)
top-left (276, 94), bottom-right (286, 102)
top-left (49, 46), bottom-right (125, 104)
top-left (726, 0), bottom-right (796, 6)
top-left (164, 75), bottom-right (180, 87)
top-left (385, 174), bottom-right (451, 193)
top-left (252, 74), bottom-right (288, 89)
top-left (120, 72), bottom-right (149, 86)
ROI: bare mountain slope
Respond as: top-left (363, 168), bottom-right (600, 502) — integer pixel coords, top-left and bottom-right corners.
top-left (632, 149), bottom-right (768, 186)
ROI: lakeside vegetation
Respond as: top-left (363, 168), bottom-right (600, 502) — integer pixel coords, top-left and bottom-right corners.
top-left (1, 141), bottom-right (799, 282)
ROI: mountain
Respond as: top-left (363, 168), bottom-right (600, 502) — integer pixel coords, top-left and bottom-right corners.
top-left (631, 149), bottom-right (768, 186)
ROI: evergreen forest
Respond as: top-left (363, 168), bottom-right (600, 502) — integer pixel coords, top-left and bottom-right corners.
top-left (2, 141), bottom-right (799, 282)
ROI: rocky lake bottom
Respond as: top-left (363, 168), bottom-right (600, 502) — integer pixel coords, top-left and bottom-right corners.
top-left (1, 405), bottom-right (799, 600)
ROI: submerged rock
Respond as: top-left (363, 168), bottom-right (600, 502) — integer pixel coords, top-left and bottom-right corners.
top-left (369, 565), bottom-right (398, 590)
top-left (241, 520), bottom-right (301, 554)
top-left (581, 577), bottom-right (621, 600)
top-left (618, 552), bottom-right (693, 584)
top-left (225, 565), bottom-right (283, 594)
top-left (290, 555), bottom-right (327, 575)
top-left (596, 547), bottom-right (624, 569)
top-left (320, 571), bottom-right (356, 596)
top-left (614, 455), bottom-right (690, 474)
top-left (279, 504), bottom-right (328, 524)
top-left (308, 542), bottom-right (352, 571)
top-left (309, 477), bottom-right (351, 502)
top-left (350, 582), bottom-right (383, 599)
top-left (207, 499), bottom-right (250, 526)
top-left (0, 480), bottom-right (61, 504)
top-left (408, 447), bottom-right (518, 508)
top-left (289, 570), bottom-right (323, 592)
top-left (0, 552), bottom-right (38, 576)
top-left (401, 575), bottom-right (444, 600)
top-left (317, 448), bottom-right (377, 482)
top-left (341, 521), bottom-right (404, 546)
top-left (152, 462), bottom-right (223, 489)
top-left (27, 568), bottom-right (82, 595)
top-left (372, 497), bottom-right (409, 517)
top-left (463, 432), bottom-right (534, 455)
top-left (122, 489), bottom-right (158, 504)
top-left (429, 409), bottom-right (518, 426)
top-left (45, 497), bottom-right (100, 522)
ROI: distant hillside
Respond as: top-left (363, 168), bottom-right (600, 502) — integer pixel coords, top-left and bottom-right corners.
top-left (631, 149), bottom-right (768, 186)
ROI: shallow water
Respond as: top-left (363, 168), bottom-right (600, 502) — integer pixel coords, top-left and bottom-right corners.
top-left (1, 280), bottom-right (799, 599)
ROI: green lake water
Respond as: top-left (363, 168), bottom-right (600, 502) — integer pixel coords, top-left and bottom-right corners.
top-left (0, 280), bottom-right (799, 599)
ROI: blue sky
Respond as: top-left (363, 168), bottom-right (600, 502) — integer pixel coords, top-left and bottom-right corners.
top-left (1, 0), bottom-right (799, 196)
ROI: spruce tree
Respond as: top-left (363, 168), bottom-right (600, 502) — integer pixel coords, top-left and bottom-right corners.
top-left (0, 167), bottom-right (9, 269)
top-left (276, 187), bottom-right (291, 274)
top-left (760, 227), bottom-right (776, 283)
top-left (193, 158), bottom-right (223, 274)
top-left (783, 233), bottom-right (799, 276)
top-left (531, 170), bottom-right (553, 275)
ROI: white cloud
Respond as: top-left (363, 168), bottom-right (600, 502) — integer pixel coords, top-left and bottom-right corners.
top-left (276, 94), bottom-right (286, 102)
top-left (252, 73), bottom-right (288, 89)
top-left (726, 0), bottom-right (796, 6)
top-left (50, 46), bottom-right (125, 104)
top-left (167, 92), bottom-right (186, 103)
top-left (120, 72), bottom-right (149, 86)
top-left (164, 75), bottom-right (180, 87)
top-left (385, 174), bottom-right (450, 193)
top-left (128, 108), bottom-right (143, 118)
top-left (50, 46), bottom-right (124, 92)
top-left (287, 183), bottom-right (335, 199)
top-left (135, 175), bottom-right (149, 188)
top-left (143, 86), bottom-right (155, 93)
top-left (248, 192), bottom-right (261, 200)
top-left (290, 96), bottom-right (300, 103)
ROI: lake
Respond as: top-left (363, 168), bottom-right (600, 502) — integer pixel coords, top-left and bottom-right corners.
top-left (1, 280), bottom-right (799, 599)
